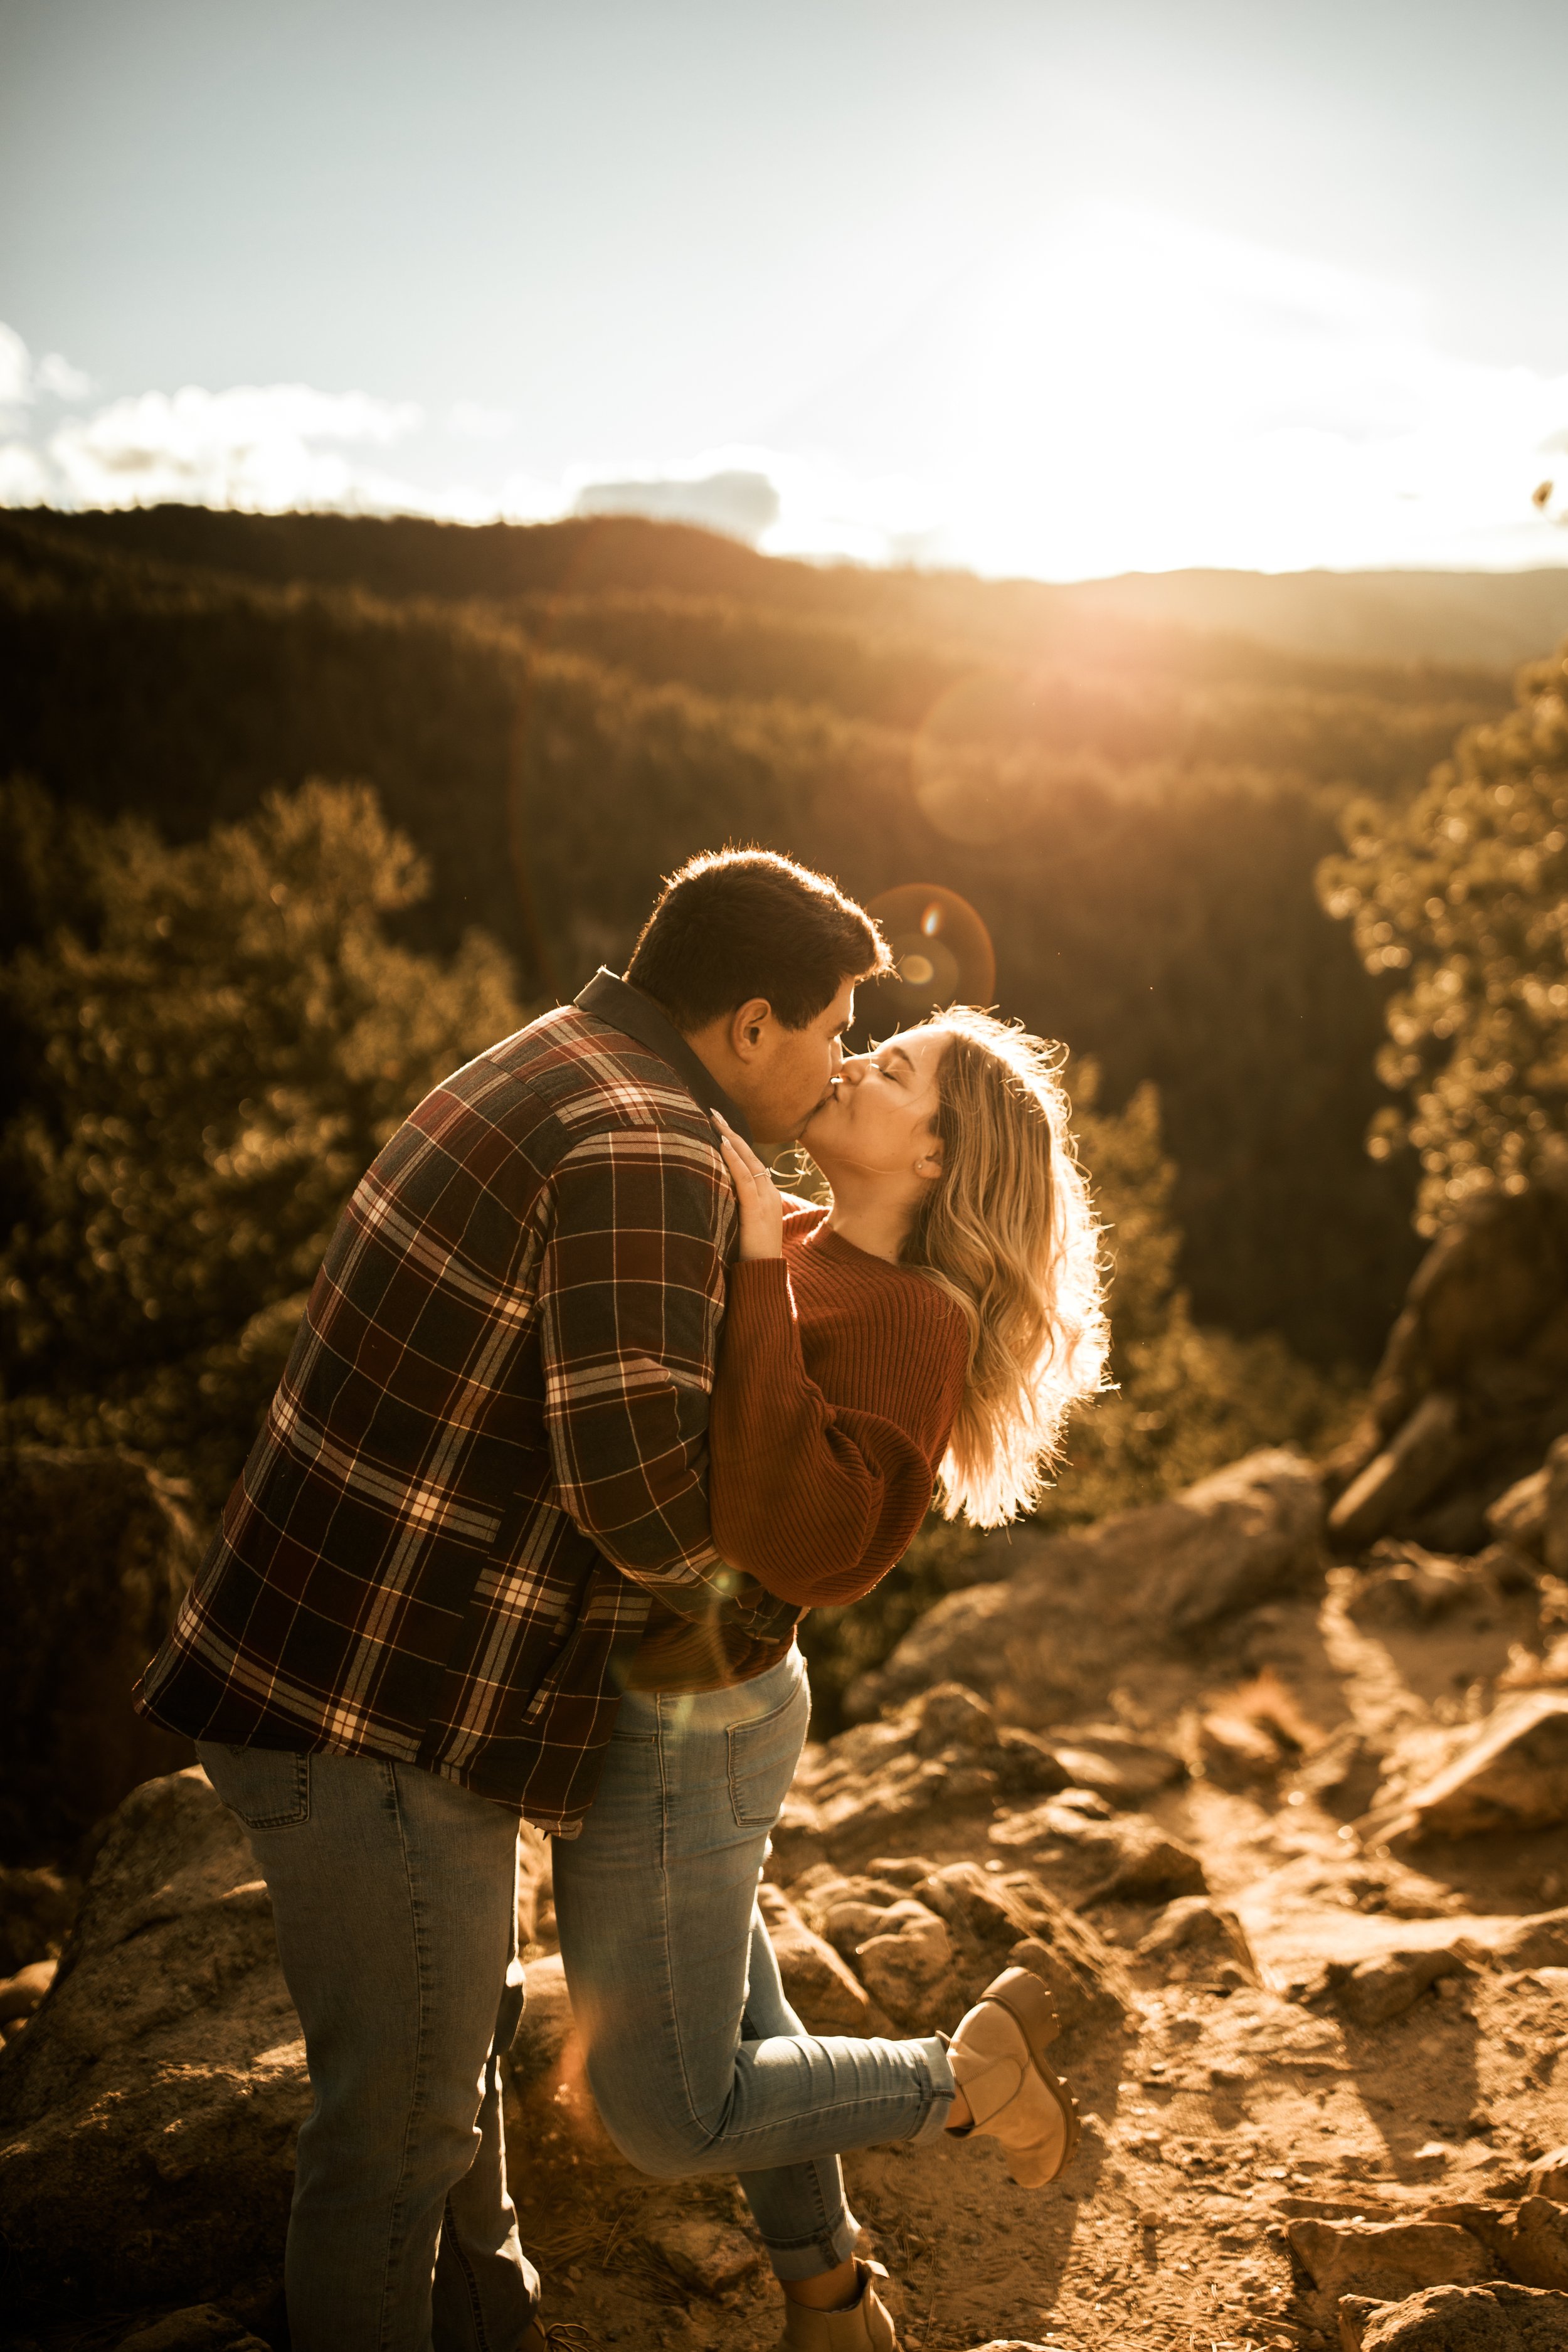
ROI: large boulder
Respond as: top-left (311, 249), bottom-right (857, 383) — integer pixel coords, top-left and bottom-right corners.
top-left (1322, 1945), bottom-right (1471, 2027)
top-left (502, 1950), bottom-right (635, 2180)
top-left (776, 1682), bottom-right (1069, 1861)
top-left (1400, 1694), bottom-right (1568, 1839)
top-left (754, 1883), bottom-right (891, 2033)
top-left (1462, 1907), bottom-right (1568, 1970)
top-left (0, 1445), bottom-right (201, 1851)
top-left (848, 1449), bottom-right (1323, 1725)
top-left (988, 1799), bottom-right (1208, 1912)
top-left (1287, 2215), bottom-right (1492, 2303)
top-left (1343, 1540), bottom-right (1490, 1629)
top-left (1360, 1185), bottom-right (1568, 1442)
top-left (1338, 2282), bottom-right (1568, 2349)
top-left (1325, 1185), bottom-right (1568, 1552)
top-left (1486, 1435), bottom-right (1568, 1572)
top-left (1306, 1938), bottom-right (1476, 2032)
top-left (1041, 1725), bottom-right (1186, 1806)
top-left (787, 1853), bottom-right (1130, 2042)
top-left (1427, 2200), bottom-right (1568, 2291)
top-left (1528, 2147), bottom-right (1568, 2200)
top-left (0, 1861), bottom-right (80, 1975)
top-left (1135, 1894), bottom-right (1257, 1984)
top-left (1076, 1820), bottom-right (1207, 1907)
top-left (1330, 1393), bottom-right (1467, 1554)
top-left (0, 1768), bottom-right (308, 2320)
top-left (852, 1899), bottom-right (956, 2025)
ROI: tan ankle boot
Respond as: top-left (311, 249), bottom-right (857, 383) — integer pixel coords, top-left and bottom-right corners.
top-left (778, 2258), bottom-right (898, 2349)
top-left (946, 1965), bottom-right (1081, 2186)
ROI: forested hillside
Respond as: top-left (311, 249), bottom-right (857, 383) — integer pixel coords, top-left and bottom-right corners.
top-left (27, 504), bottom-right (1568, 667)
top-left (0, 507), bottom-right (1523, 1364)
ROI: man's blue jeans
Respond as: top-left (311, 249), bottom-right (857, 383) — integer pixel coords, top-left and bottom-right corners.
top-left (552, 1645), bottom-right (956, 2280)
top-left (198, 1741), bottom-right (538, 2352)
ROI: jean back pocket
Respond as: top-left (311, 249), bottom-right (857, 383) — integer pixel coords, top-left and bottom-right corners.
top-left (726, 1676), bottom-right (809, 1830)
top-left (199, 1741), bottom-right (312, 1830)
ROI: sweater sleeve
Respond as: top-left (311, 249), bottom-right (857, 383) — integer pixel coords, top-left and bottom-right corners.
top-left (708, 1259), bottom-right (967, 1608)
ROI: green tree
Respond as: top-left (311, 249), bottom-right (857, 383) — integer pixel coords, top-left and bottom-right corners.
top-left (0, 778), bottom-right (524, 1500)
top-left (1319, 640), bottom-right (1568, 1233)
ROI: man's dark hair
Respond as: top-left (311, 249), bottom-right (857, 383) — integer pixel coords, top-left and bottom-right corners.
top-left (626, 849), bottom-right (891, 1032)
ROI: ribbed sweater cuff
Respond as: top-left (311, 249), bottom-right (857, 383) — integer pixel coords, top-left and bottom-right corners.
top-left (728, 1257), bottom-right (795, 1308)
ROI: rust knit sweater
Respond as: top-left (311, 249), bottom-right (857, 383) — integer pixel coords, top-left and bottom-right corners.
top-left (627, 1199), bottom-right (970, 1691)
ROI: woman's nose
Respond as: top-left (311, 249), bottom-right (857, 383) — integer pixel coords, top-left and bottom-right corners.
top-left (840, 1056), bottom-right (871, 1088)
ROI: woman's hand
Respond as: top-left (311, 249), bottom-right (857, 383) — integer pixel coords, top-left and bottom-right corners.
top-left (714, 1115), bottom-right (785, 1260)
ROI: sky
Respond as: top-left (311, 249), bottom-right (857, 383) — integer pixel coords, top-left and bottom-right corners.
top-left (3, 0), bottom-right (1567, 580)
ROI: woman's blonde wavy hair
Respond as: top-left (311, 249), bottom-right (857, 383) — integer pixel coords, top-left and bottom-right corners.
top-left (901, 1006), bottom-right (1110, 1528)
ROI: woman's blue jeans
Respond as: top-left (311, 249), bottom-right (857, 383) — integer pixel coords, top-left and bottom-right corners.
top-left (551, 1645), bottom-right (956, 2280)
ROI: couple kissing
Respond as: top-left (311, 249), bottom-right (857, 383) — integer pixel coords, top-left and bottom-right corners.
top-left (135, 847), bottom-right (1110, 2352)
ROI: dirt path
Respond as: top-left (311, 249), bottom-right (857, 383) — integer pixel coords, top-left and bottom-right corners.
top-left (511, 1566), bottom-right (1568, 2351)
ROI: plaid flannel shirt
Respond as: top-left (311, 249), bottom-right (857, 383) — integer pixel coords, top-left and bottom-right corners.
top-left (135, 972), bottom-right (797, 1833)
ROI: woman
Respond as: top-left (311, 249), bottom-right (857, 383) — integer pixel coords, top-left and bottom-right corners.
top-left (550, 1007), bottom-right (1110, 2352)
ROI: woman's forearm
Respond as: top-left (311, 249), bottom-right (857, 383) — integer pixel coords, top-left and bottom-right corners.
top-left (709, 1261), bottom-right (941, 1601)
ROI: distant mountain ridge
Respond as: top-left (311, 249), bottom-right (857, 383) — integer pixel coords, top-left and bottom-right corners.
top-left (19, 504), bottom-right (1568, 669)
top-left (1063, 563), bottom-right (1568, 669)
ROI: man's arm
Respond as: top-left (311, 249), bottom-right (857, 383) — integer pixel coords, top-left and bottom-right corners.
top-left (538, 1123), bottom-right (748, 1608)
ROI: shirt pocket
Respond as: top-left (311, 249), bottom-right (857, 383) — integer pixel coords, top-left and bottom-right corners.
top-left (726, 1678), bottom-right (810, 1830)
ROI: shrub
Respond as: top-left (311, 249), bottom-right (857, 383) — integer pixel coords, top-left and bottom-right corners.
top-left (0, 777), bottom-right (524, 1502)
top-left (1320, 639), bottom-right (1568, 1232)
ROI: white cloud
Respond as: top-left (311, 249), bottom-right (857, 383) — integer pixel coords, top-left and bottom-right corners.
top-left (0, 324), bottom-right (33, 413)
top-left (0, 323), bottom-right (94, 416)
top-left (497, 470), bottom-right (572, 524)
top-left (34, 352), bottom-right (92, 401)
top-left (751, 450), bottom-right (940, 567)
top-left (46, 382), bottom-right (426, 512)
top-left (0, 349), bottom-right (533, 522)
top-left (447, 400), bottom-right (515, 440)
top-left (0, 441), bottom-right (51, 504)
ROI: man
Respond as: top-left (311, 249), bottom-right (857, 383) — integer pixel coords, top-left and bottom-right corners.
top-left (135, 848), bottom-right (891, 2352)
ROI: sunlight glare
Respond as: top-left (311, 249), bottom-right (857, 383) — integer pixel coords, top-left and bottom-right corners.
top-left (766, 206), bottom-right (1568, 579)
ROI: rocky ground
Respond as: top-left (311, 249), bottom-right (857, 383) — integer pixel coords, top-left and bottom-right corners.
top-left (6, 1444), bottom-right (1568, 2350)
top-left (8, 1185), bottom-right (1568, 2350)
top-left (494, 1458), bottom-right (1568, 2352)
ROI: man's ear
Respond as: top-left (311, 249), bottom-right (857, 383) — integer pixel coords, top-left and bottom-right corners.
top-left (728, 998), bottom-right (775, 1059)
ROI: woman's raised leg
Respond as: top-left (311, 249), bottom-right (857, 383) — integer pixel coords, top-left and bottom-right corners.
top-left (551, 1650), bottom-right (954, 2294)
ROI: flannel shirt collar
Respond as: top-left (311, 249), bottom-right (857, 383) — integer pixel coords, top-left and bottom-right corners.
top-left (574, 969), bottom-right (756, 1148)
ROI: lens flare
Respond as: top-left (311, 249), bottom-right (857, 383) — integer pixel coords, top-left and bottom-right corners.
top-left (864, 884), bottom-right (997, 1023)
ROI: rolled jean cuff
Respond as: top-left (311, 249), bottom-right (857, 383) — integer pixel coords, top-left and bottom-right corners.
top-left (764, 2201), bottom-right (862, 2283)
top-left (907, 2033), bottom-right (958, 2146)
